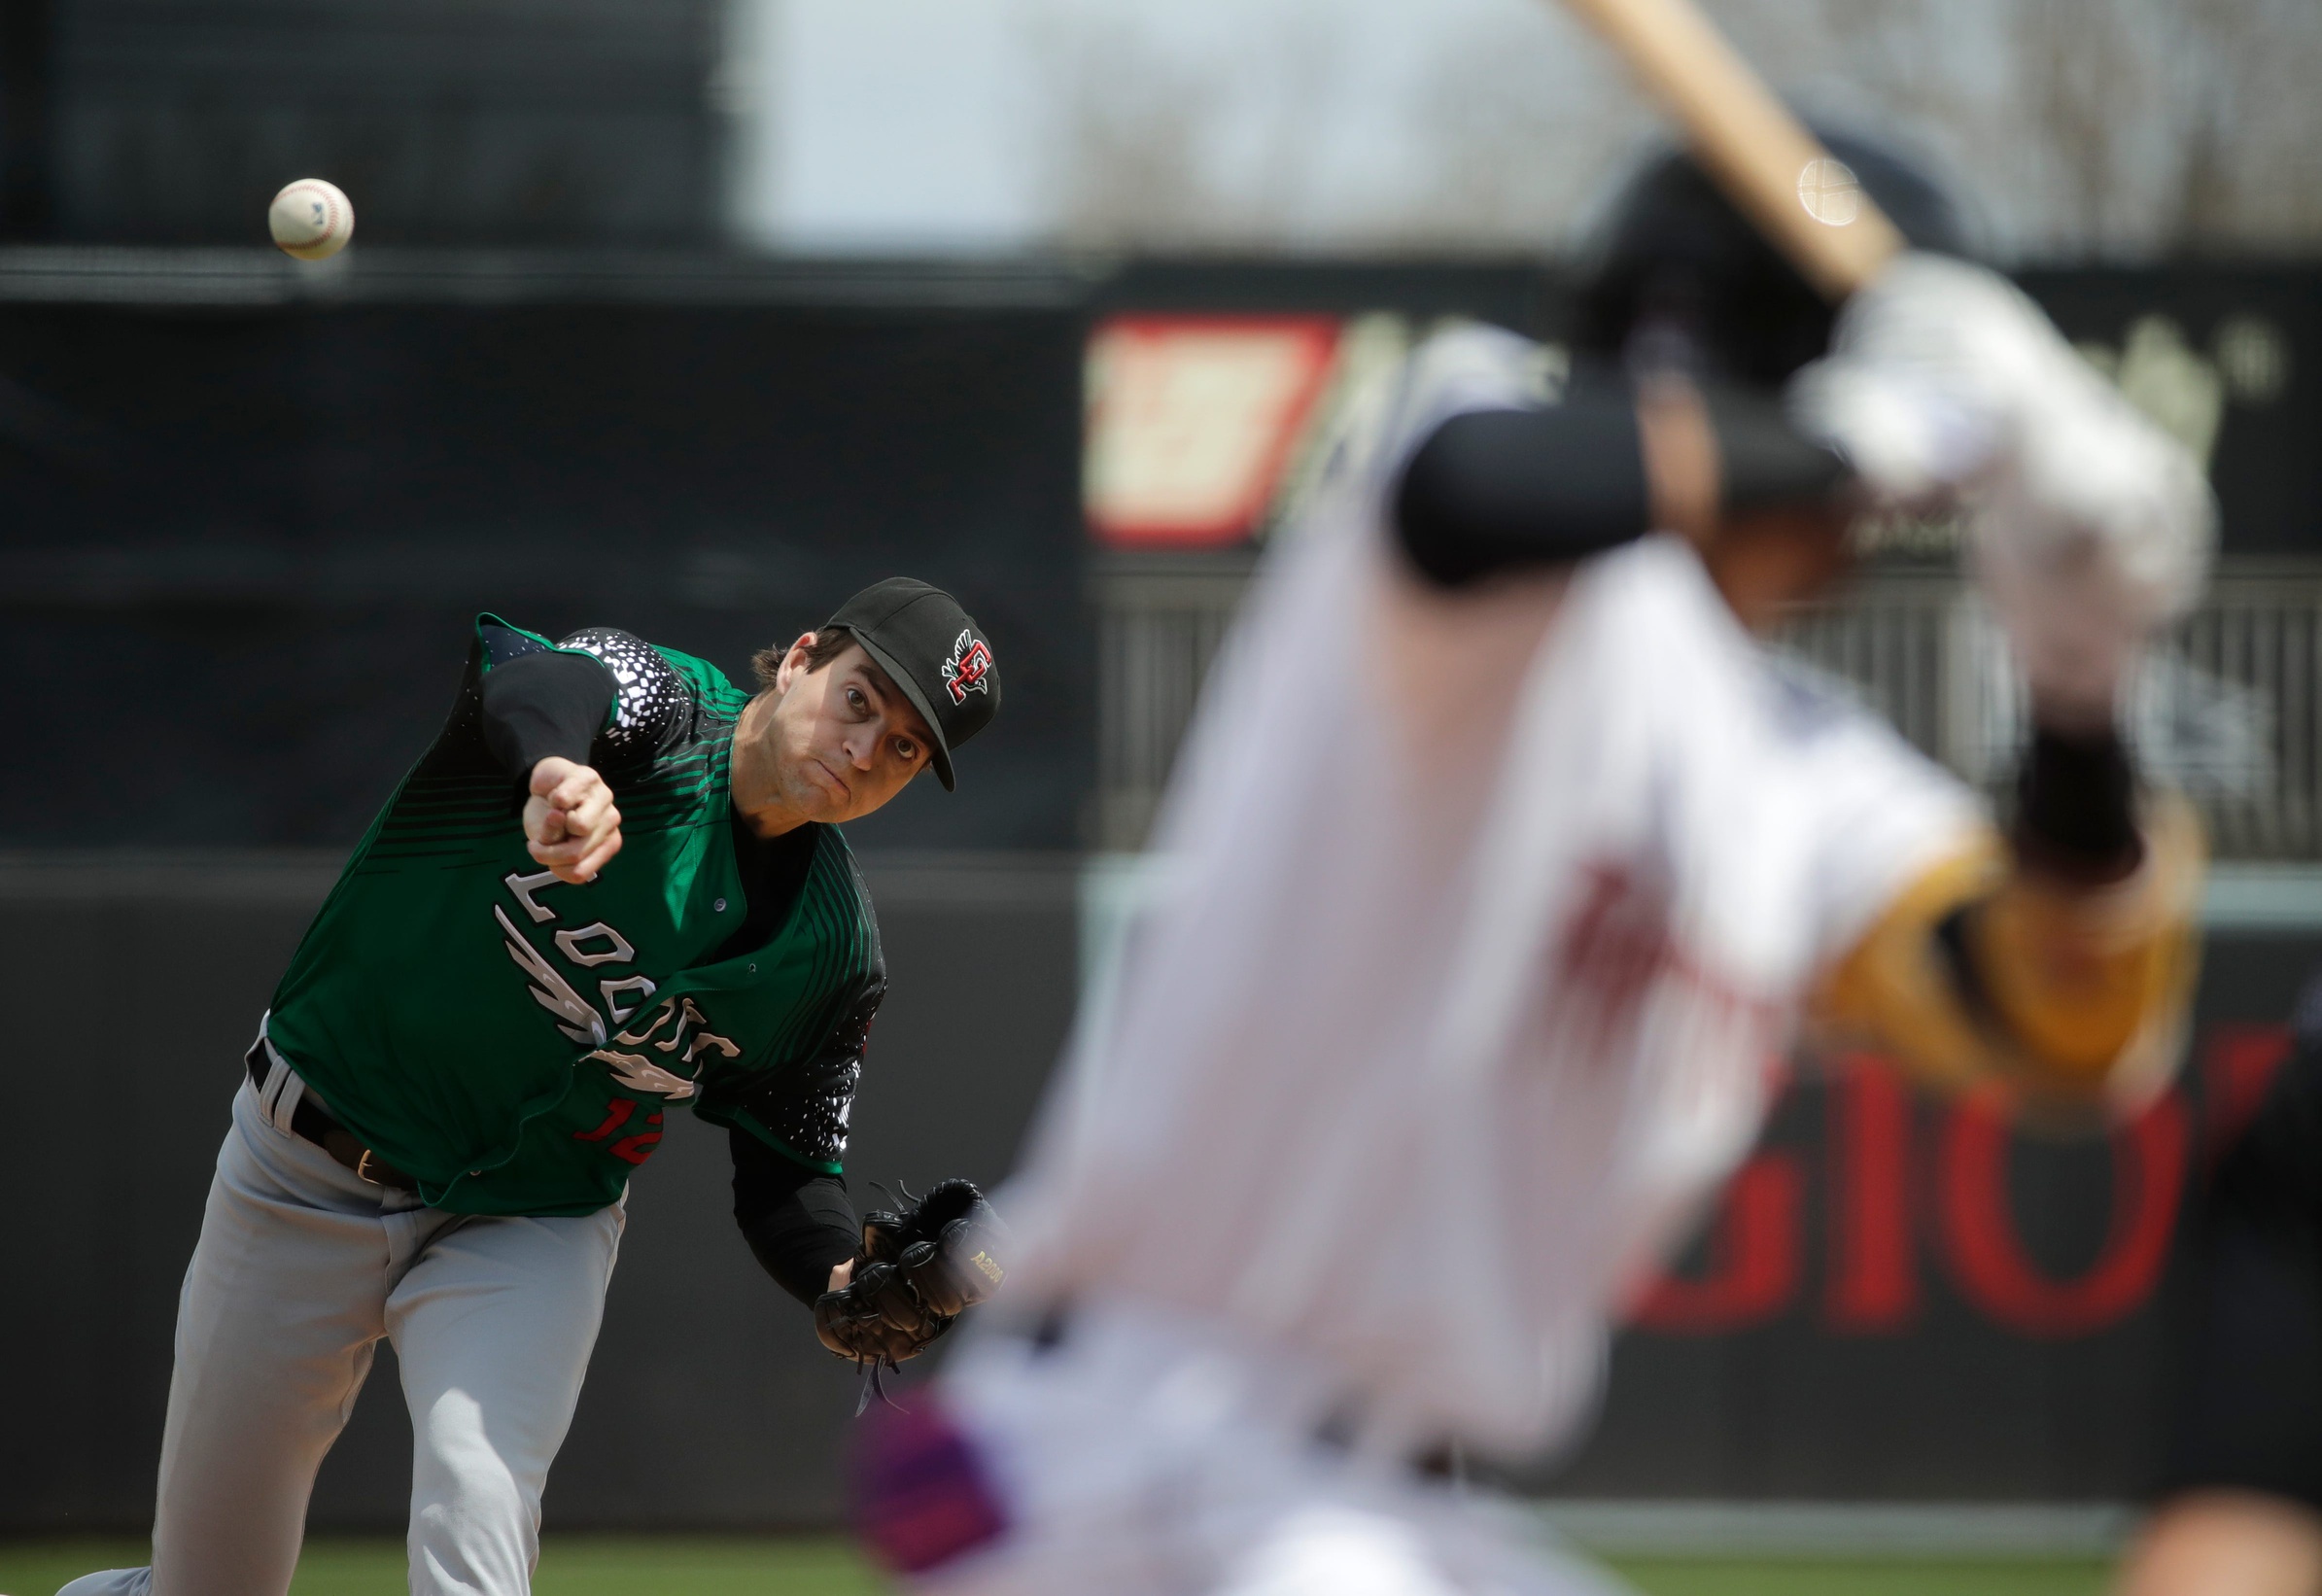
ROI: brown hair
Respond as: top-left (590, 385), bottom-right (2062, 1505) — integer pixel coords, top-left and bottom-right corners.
top-left (750, 626), bottom-right (856, 691)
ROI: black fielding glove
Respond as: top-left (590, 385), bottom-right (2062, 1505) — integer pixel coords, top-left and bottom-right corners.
top-left (814, 1178), bottom-right (1010, 1376)
top-left (814, 1260), bottom-right (940, 1368)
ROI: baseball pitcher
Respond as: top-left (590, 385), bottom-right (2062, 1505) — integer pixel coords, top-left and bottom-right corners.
top-left (65, 578), bottom-right (1009, 1596)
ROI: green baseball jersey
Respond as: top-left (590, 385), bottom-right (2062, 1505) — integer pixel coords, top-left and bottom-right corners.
top-left (264, 615), bottom-right (884, 1217)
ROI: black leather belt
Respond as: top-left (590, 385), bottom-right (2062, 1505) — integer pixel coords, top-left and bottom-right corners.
top-left (245, 1042), bottom-right (419, 1191)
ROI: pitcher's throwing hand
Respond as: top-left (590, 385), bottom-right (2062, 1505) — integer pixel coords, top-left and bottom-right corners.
top-left (522, 756), bottom-right (623, 884)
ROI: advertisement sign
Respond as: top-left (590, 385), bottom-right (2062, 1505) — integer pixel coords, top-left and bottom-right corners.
top-left (1084, 315), bottom-right (1342, 548)
top-left (1535, 933), bottom-right (2319, 1501)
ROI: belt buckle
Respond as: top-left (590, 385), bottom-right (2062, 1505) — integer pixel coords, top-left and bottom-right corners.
top-left (355, 1149), bottom-right (385, 1186)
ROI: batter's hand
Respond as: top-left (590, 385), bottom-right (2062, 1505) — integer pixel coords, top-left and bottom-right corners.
top-left (524, 757), bottom-right (623, 884)
top-left (1790, 254), bottom-right (2214, 722)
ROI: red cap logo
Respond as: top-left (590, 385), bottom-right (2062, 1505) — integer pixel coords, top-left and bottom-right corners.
top-left (942, 629), bottom-right (994, 706)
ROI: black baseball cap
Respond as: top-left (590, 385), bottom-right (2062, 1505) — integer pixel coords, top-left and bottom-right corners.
top-left (823, 577), bottom-right (999, 791)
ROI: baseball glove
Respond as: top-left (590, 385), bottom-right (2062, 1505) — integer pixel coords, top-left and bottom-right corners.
top-left (814, 1179), bottom-right (1009, 1388)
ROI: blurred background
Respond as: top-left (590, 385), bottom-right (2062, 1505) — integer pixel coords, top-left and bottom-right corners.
top-left (2, 0), bottom-right (2319, 1583)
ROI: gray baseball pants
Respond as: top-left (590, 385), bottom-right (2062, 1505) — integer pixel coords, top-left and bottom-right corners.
top-left (59, 1062), bottom-right (625, 1596)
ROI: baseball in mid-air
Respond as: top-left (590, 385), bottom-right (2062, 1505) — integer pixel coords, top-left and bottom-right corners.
top-left (268, 178), bottom-right (355, 260)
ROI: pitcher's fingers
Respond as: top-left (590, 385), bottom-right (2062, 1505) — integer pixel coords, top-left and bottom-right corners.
top-left (529, 832), bottom-right (596, 869)
top-left (572, 829), bottom-right (625, 883)
top-left (564, 785), bottom-right (615, 834)
top-left (541, 811), bottom-right (616, 860)
top-left (530, 813), bottom-right (618, 866)
top-left (550, 768), bottom-right (606, 813)
top-left (526, 755), bottom-right (577, 800)
top-left (533, 836), bottom-right (601, 885)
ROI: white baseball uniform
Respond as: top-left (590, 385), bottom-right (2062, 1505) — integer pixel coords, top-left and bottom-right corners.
top-left (898, 325), bottom-right (1988, 1595)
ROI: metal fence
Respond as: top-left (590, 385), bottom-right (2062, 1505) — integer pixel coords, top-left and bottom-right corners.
top-left (1092, 552), bottom-right (1260, 850)
top-left (2175, 572), bottom-right (2322, 857)
top-left (1095, 553), bottom-right (2322, 860)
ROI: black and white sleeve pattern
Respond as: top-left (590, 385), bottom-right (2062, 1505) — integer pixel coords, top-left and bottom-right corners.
top-left (730, 974), bottom-right (884, 1172)
top-left (557, 628), bottom-right (697, 769)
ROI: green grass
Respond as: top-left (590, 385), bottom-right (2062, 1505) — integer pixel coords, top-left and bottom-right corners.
top-left (1608, 1556), bottom-right (2111, 1596)
top-left (0, 1538), bottom-right (884, 1596)
top-left (0, 1539), bottom-right (2113, 1596)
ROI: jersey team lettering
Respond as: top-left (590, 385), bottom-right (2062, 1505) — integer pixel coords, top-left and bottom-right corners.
top-left (494, 867), bottom-right (734, 1107)
top-left (591, 995), bottom-right (740, 1100)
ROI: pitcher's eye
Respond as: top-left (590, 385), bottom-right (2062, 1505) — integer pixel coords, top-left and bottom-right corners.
top-left (894, 737), bottom-right (918, 762)
top-left (846, 686), bottom-right (866, 712)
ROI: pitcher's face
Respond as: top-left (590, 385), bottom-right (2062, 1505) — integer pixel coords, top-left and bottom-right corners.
top-left (754, 640), bottom-right (934, 825)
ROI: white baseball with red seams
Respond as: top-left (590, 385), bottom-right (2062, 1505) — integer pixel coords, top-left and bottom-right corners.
top-left (268, 178), bottom-right (355, 260)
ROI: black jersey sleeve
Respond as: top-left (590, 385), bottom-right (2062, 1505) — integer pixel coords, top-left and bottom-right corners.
top-left (1394, 390), bottom-right (1653, 585)
top-left (731, 1129), bottom-right (860, 1307)
top-left (477, 650), bottom-right (616, 780)
top-left (1392, 379), bottom-right (1847, 587)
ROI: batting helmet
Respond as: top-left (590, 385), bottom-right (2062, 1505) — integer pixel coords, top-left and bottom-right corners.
top-left (1571, 129), bottom-right (1970, 390)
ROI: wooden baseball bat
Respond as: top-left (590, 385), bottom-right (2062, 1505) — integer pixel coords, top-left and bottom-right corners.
top-left (1556, 0), bottom-right (1904, 298)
